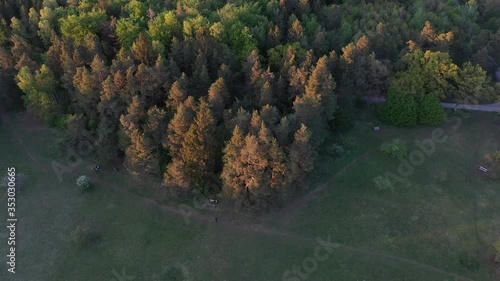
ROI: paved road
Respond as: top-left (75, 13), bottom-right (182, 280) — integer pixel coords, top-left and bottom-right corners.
top-left (364, 97), bottom-right (500, 113)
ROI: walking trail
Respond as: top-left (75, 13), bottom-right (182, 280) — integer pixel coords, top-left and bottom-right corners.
top-left (0, 110), bottom-right (476, 281)
top-left (365, 97), bottom-right (500, 113)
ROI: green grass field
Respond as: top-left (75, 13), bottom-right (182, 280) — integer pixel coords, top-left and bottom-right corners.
top-left (1, 109), bottom-right (499, 281)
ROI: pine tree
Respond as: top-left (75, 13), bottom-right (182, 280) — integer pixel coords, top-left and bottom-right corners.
top-left (225, 107), bottom-right (251, 134)
top-left (166, 74), bottom-right (188, 110)
top-left (125, 129), bottom-right (158, 175)
top-left (275, 116), bottom-right (292, 146)
top-left (119, 95), bottom-right (145, 143)
top-left (305, 55), bottom-right (336, 121)
top-left (221, 126), bottom-right (246, 199)
top-left (208, 77), bottom-right (229, 121)
top-left (287, 18), bottom-right (306, 46)
top-left (191, 53), bottom-right (211, 96)
top-left (288, 124), bottom-right (316, 184)
top-left (243, 50), bottom-right (263, 93)
top-left (269, 138), bottom-right (287, 189)
top-left (145, 106), bottom-right (168, 146)
top-left (176, 99), bottom-right (217, 185)
top-left (165, 97), bottom-right (196, 157)
top-left (132, 33), bottom-right (155, 65)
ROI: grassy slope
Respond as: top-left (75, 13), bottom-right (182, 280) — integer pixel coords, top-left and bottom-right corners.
top-left (0, 110), bottom-right (499, 281)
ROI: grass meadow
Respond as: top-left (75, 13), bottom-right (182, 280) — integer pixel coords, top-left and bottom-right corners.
top-left (0, 108), bottom-right (499, 281)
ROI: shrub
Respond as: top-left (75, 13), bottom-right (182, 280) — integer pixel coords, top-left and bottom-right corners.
top-left (152, 266), bottom-right (186, 281)
top-left (483, 150), bottom-right (500, 180)
top-left (380, 138), bottom-right (408, 159)
top-left (458, 253), bottom-right (480, 271)
top-left (71, 225), bottom-right (89, 249)
top-left (494, 240), bottom-right (500, 255)
top-left (436, 169), bottom-right (448, 183)
top-left (373, 175), bottom-right (394, 192)
top-left (379, 89), bottom-right (418, 127)
top-left (70, 224), bottom-right (101, 249)
top-left (418, 94), bottom-right (444, 126)
top-left (327, 143), bottom-right (345, 157)
top-left (340, 135), bottom-right (356, 150)
top-left (76, 175), bottom-right (91, 191)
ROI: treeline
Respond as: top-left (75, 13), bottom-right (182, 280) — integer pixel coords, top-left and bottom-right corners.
top-left (0, 0), bottom-right (499, 209)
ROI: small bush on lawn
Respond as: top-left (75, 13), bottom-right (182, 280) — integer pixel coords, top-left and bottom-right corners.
top-left (70, 225), bottom-right (101, 249)
top-left (76, 175), bottom-right (91, 191)
top-left (483, 150), bottom-right (500, 180)
top-left (373, 175), bottom-right (394, 192)
top-left (71, 225), bottom-right (90, 249)
top-left (327, 143), bottom-right (345, 157)
top-left (458, 253), bottom-right (480, 271)
top-left (340, 135), bottom-right (356, 150)
top-left (436, 169), bottom-right (448, 183)
top-left (494, 240), bottom-right (500, 255)
top-left (380, 138), bottom-right (408, 159)
top-left (152, 266), bottom-right (187, 281)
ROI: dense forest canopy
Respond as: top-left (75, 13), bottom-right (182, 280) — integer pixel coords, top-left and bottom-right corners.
top-left (0, 0), bottom-right (499, 210)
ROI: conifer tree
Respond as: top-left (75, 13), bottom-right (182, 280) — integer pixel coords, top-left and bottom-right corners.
top-left (166, 73), bottom-right (188, 110)
top-left (288, 124), bottom-right (316, 183)
top-left (221, 126), bottom-right (246, 198)
top-left (208, 77), bottom-right (229, 121)
top-left (125, 129), bottom-right (158, 175)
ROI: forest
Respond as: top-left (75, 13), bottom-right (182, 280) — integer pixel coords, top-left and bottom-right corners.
top-left (0, 0), bottom-right (499, 210)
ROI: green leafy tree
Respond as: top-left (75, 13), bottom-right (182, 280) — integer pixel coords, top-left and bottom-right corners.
top-left (59, 9), bottom-right (107, 43)
top-left (391, 49), bottom-right (459, 99)
top-left (16, 65), bottom-right (59, 122)
top-left (454, 62), bottom-right (491, 104)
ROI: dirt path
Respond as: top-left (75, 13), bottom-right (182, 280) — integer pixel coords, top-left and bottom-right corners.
top-left (0, 111), bottom-right (477, 281)
top-left (365, 97), bottom-right (500, 113)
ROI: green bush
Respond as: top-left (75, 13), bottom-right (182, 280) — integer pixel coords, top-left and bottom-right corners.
top-left (76, 175), bottom-right (91, 191)
top-left (71, 225), bottom-right (89, 249)
top-left (379, 89), bottom-right (418, 127)
top-left (340, 135), bottom-right (356, 150)
top-left (494, 240), bottom-right (500, 255)
top-left (373, 175), bottom-right (394, 192)
top-left (435, 169), bottom-right (448, 183)
top-left (483, 150), bottom-right (500, 180)
top-left (327, 143), bottom-right (346, 157)
top-left (380, 138), bottom-right (408, 159)
top-left (458, 253), bottom-right (480, 271)
top-left (152, 266), bottom-right (186, 281)
top-left (418, 94), bottom-right (444, 126)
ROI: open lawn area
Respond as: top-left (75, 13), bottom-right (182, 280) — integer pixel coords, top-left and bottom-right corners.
top-left (1, 109), bottom-right (499, 281)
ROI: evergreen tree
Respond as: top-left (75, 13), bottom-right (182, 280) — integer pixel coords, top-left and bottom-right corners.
top-left (125, 129), bottom-right (158, 175)
top-left (208, 77), bottom-right (229, 121)
top-left (288, 124), bottom-right (316, 184)
top-left (221, 126), bottom-right (246, 199)
top-left (418, 94), bottom-right (444, 126)
top-left (166, 74), bottom-right (188, 110)
top-left (379, 89), bottom-right (418, 127)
